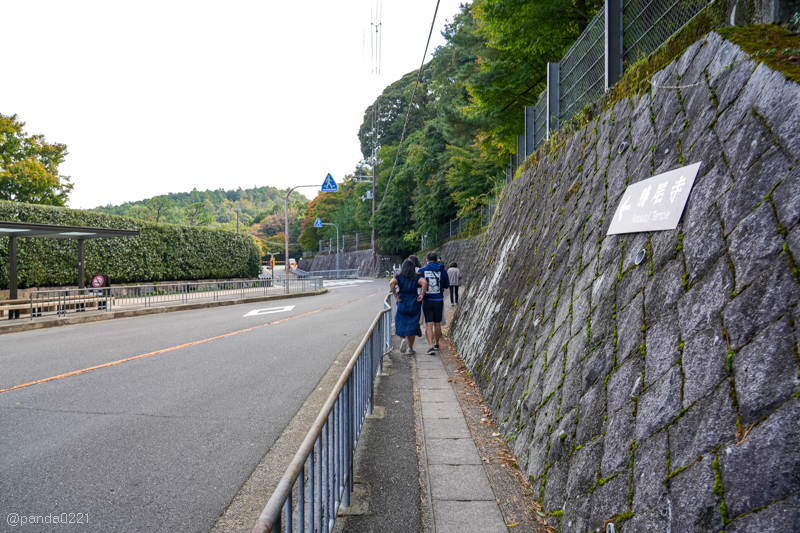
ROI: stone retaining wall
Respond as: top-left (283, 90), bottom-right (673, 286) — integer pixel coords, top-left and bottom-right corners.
top-left (447, 32), bottom-right (800, 532)
top-left (300, 250), bottom-right (404, 277)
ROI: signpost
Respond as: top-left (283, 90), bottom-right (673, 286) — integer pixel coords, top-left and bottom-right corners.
top-left (318, 220), bottom-right (340, 277)
top-left (321, 173), bottom-right (339, 193)
top-left (284, 175), bottom-right (339, 292)
top-left (607, 162), bottom-right (702, 235)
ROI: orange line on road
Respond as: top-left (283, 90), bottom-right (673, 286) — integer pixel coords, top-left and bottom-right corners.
top-left (0, 288), bottom-right (382, 395)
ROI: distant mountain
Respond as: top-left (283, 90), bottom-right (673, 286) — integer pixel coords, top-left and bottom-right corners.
top-left (91, 185), bottom-right (309, 236)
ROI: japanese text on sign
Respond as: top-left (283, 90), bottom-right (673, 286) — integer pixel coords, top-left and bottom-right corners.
top-left (606, 162), bottom-right (702, 235)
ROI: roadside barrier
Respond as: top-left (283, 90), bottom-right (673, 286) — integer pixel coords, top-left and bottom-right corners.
top-left (306, 269), bottom-right (359, 279)
top-left (252, 293), bottom-right (394, 533)
top-left (24, 278), bottom-right (324, 320)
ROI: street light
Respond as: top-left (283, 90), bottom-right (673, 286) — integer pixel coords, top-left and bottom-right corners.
top-left (284, 184), bottom-right (317, 292)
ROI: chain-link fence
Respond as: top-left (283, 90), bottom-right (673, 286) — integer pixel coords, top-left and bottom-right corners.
top-left (559, 6), bottom-right (608, 125)
top-left (534, 89), bottom-right (548, 150)
top-left (429, 202), bottom-right (497, 248)
top-left (624, 0), bottom-right (712, 64)
top-left (520, 0), bottom-right (713, 159)
top-left (316, 232), bottom-right (372, 255)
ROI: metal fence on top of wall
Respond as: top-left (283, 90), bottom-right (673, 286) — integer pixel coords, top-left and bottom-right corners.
top-left (519, 0), bottom-right (715, 171)
top-left (315, 232), bottom-right (372, 256)
top-left (425, 202), bottom-right (497, 250)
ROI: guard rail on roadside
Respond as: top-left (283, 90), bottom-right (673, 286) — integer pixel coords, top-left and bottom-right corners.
top-left (26, 278), bottom-right (324, 320)
top-left (252, 293), bottom-right (394, 533)
top-left (308, 269), bottom-right (359, 279)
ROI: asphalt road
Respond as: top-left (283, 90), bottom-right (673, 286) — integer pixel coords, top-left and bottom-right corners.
top-left (0, 280), bottom-right (384, 533)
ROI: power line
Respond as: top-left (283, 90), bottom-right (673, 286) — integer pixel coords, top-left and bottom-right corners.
top-left (499, 74), bottom-right (547, 113)
top-left (375, 0), bottom-right (440, 214)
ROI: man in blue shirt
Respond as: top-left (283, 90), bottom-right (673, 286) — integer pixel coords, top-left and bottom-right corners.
top-left (418, 251), bottom-right (450, 355)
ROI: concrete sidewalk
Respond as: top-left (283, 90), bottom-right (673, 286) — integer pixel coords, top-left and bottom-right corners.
top-left (415, 342), bottom-right (509, 533)
top-left (336, 307), bottom-right (545, 533)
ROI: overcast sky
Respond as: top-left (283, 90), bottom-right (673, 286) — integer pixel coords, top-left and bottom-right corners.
top-left (3, 0), bottom-right (466, 209)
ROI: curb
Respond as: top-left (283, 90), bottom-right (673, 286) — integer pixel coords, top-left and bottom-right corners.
top-left (0, 288), bottom-right (328, 336)
top-left (412, 353), bottom-right (436, 533)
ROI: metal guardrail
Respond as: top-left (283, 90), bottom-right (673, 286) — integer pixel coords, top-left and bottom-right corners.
top-left (292, 268), bottom-right (311, 279)
top-left (252, 293), bottom-right (393, 533)
top-left (309, 269), bottom-right (359, 279)
top-left (26, 278), bottom-right (324, 319)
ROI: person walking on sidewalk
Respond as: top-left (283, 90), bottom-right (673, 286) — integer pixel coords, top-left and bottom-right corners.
top-left (389, 260), bottom-right (427, 355)
top-left (418, 251), bottom-right (450, 355)
top-left (447, 261), bottom-right (461, 306)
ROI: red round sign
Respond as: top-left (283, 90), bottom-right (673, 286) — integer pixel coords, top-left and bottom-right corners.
top-left (91, 275), bottom-right (105, 288)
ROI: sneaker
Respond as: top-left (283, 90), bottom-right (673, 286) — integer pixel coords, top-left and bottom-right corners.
top-left (434, 344), bottom-right (440, 350)
top-left (406, 348), bottom-right (415, 355)
top-left (400, 338), bottom-right (408, 352)
top-left (427, 348), bottom-right (436, 356)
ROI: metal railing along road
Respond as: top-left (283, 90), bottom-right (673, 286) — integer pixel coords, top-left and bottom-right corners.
top-left (252, 293), bottom-right (393, 533)
top-left (27, 278), bottom-right (324, 319)
top-left (309, 269), bottom-right (359, 279)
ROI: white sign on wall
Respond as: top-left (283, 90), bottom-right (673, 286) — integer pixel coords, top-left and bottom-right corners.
top-left (606, 162), bottom-right (702, 235)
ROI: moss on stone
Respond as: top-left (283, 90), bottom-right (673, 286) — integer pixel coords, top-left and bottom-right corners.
top-left (716, 24), bottom-right (800, 84)
top-left (712, 455), bottom-right (731, 524)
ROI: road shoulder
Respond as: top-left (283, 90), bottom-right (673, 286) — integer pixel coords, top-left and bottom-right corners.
top-left (209, 332), bottom-right (363, 533)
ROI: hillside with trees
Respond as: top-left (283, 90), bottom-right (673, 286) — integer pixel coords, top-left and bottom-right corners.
top-left (300, 0), bottom-right (603, 257)
top-left (93, 186), bottom-right (309, 258)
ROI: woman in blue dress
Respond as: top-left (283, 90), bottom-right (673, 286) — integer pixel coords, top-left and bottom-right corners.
top-left (389, 259), bottom-right (428, 355)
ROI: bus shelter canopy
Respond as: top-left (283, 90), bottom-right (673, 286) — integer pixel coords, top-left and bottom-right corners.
top-left (1, 221), bottom-right (140, 304)
top-left (0, 221), bottom-right (139, 239)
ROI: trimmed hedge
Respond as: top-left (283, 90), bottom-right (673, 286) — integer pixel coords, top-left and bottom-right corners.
top-left (0, 201), bottom-right (261, 289)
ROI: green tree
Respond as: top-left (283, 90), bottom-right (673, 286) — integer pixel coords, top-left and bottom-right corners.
top-left (147, 197), bottom-right (174, 223)
top-left (184, 202), bottom-right (212, 226)
top-left (0, 113), bottom-right (72, 205)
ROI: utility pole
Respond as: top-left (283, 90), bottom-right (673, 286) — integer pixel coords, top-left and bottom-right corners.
top-left (236, 201), bottom-right (240, 233)
top-left (371, 151), bottom-right (376, 274)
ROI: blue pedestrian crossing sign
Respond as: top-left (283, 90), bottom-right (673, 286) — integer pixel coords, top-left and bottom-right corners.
top-left (314, 217), bottom-right (323, 228)
top-left (321, 173), bottom-right (338, 192)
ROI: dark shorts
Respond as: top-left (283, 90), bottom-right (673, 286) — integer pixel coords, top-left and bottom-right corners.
top-left (422, 299), bottom-right (444, 323)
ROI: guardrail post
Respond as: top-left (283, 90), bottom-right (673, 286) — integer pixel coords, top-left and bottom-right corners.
top-left (342, 379), bottom-right (350, 508)
top-left (315, 435), bottom-right (322, 531)
top-left (367, 334), bottom-right (374, 416)
top-left (547, 62), bottom-right (560, 138)
top-left (298, 463), bottom-right (304, 530)
top-left (605, 0), bottom-right (623, 89)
